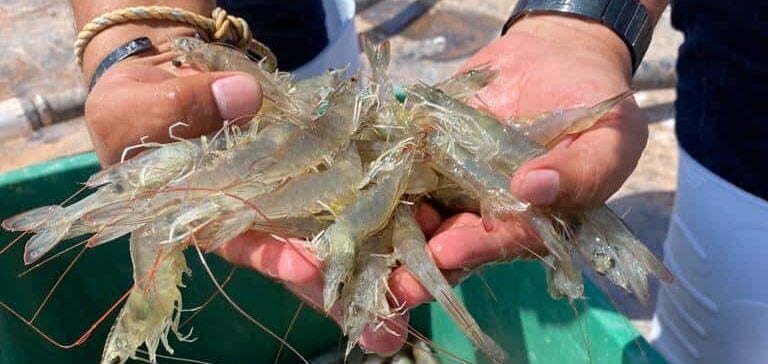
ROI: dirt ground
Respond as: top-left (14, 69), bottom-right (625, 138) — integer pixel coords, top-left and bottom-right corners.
top-left (0, 0), bottom-right (683, 340)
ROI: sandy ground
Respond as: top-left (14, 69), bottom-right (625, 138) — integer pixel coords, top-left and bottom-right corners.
top-left (0, 0), bottom-right (684, 341)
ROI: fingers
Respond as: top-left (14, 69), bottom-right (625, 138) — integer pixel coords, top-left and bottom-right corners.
top-left (388, 212), bottom-right (544, 308)
top-left (429, 213), bottom-right (545, 269)
top-left (414, 202), bottom-right (443, 238)
top-left (284, 265), bottom-right (408, 356)
top-left (218, 232), bottom-right (408, 355)
top-left (216, 231), bottom-right (321, 285)
top-left (86, 63), bottom-right (262, 165)
top-left (388, 266), bottom-right (468, 309)
top-left (511, 100), bottom-right (648, 208)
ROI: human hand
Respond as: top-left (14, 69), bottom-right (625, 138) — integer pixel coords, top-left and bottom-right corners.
top-left (86, 48), bottom-right (263, 165)
top-left (385, 14), bottom-right (649, 320)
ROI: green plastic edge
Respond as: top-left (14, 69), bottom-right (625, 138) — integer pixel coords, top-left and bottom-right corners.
top-left (0, 152), bottom-right (99, 186)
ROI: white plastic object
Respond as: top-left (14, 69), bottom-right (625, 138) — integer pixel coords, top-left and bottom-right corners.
top-left (0, 97), bottom-right (34, 140)
top-left (292, 0), bottom-right (359, 80)
top-left (650, 148), bottom-right (768, 363)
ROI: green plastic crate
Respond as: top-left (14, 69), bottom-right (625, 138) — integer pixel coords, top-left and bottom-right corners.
top-left (0, 153), bottom-right (666, 363)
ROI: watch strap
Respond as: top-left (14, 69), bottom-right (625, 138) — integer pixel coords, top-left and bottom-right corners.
top-left (502, 0), bottom-right (653, 72)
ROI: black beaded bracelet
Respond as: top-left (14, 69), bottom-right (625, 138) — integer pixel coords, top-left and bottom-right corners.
top-left (88, 36), bottom-right (154, 91)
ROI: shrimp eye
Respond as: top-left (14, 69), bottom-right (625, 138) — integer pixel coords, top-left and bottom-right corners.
top-left (172, 59), bottom-right (183, 68)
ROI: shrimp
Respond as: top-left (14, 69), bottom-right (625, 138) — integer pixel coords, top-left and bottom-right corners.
top-left (404, 161), bottom-right (439, 195)
top-left (508, 90), bottom-right (635, 147)
top-left (577, 207), bottom-right (673, 303)
top-left (426, 131), bottom-right (581, 297)
top-left (84, 84), bottom-right (367, 246)
top-left (1, 135), bottom-right (222, 264)
top-left (171, 37), bottom-right (301, 116)
top-left (312, 139), bottom-right (414, 310)
top-left (391, 205), bottom-right (507, 364)
top-left (361, 37), bottom-right (394, 103)
top-left (340, 229), bottom-right (396, 357)
top-left (101, 226), bottom-right (189, 364)
top-left (166, 144), bottom-right (363, 248)
top-left (426, 132), bottom-right (529, 230)
top-left (0, 31), bottom-right (671, 364)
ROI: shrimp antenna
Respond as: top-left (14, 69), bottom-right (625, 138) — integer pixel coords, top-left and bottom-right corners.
top-left (190, 237), bottom-right (309, 364)
top-left (30, 243), bottom-right (89, 322)
top-left (179, 266), bottom-right (237, 328)
top-left (18, 240), bottom-right (88, 278)
top-left (272, 301), bottom-right (304, 364)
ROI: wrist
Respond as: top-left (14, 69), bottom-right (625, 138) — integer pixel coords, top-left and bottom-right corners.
top-left (505, 15), bottom-right (633, 82)
top-left (81, 22), bottom-right (197, 84)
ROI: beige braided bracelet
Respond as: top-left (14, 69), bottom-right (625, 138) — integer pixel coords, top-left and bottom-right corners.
top-left (74, 6), bottom-right (278, 71)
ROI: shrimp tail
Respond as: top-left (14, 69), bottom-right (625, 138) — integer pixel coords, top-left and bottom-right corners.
top-left (2, 205), bottom-right (63, 231)
top-left (580, 207), bottom-right (673, 303)
top-left (543, 255), bottom-right (585, 300)
top-left (316, 230), bottom-right (356, 311)
top-left (23, 223), bottom-right (71, 265)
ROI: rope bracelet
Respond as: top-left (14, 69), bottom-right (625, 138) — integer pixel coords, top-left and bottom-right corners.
top-left (74, 6), bottom-right (278, 71)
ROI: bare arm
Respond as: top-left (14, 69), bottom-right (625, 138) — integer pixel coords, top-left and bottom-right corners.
top-left (71, 0), bottom-right (215, 83)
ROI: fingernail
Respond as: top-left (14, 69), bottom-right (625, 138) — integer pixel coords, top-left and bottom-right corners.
top-left (211, 74), bottom-right (261, 120)
top-left (515, 169), bottom-right (560, 205)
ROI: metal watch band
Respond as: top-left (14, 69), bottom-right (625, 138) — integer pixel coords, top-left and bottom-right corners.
top-left (502, 0), bottom-right (653, 72)
top-left (89, 36), bottom-right (153, 91)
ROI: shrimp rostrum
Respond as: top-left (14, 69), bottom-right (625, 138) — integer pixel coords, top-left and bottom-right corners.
top-left (1, 36), bottom-right (671, 363)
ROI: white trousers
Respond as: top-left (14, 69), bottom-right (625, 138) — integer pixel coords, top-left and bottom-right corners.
top-left (651, 149), bottom-right (768, 363)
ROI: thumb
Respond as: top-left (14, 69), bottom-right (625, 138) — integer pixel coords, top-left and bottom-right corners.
top-left (88, 65), bottom-right (262, 164)
top-left (509, 102), bottom-right (648, 208)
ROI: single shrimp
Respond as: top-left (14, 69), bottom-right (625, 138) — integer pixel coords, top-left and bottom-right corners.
top-left (340, 228), bottom-right (396, 358)
top-left (101, 226), bottom-right (189, 364)
top-left (171, 37), bottom-right (305, 117)
top-left (391, 205), bottom-right (507, 364)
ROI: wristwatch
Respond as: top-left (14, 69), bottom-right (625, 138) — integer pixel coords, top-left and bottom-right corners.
top-left (502, 0), bottom-right (653, 72)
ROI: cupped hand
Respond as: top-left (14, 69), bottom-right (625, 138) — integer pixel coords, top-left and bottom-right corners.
top-left (365, 14), bottom-right (651, 349)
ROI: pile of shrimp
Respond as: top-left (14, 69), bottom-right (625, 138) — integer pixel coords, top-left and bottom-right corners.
top-left (2, 36), bottom-right (672, 364)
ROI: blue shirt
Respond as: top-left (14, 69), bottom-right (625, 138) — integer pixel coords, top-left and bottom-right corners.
top-left (672, 0), bottom-right (768, 200)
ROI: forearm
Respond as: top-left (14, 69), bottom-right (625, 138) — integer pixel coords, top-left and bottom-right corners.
top-left (71, 0), bottom-right (215, 82)
top-left (506, 0), bottom-right (670, 81)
